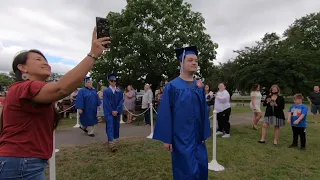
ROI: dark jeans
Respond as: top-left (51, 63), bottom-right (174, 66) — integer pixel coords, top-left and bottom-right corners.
top-left (143, 108), bottom-right (151, 125)
top-left (217, 108), bottom-right (231, 134)
top-left (0, 157), bottom-right (48, 180)
top-left (292, 126), bottom-right (306, 148)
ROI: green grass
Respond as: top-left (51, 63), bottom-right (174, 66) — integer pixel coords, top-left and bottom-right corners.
top-left (50, 121), bottom-right (320, 180)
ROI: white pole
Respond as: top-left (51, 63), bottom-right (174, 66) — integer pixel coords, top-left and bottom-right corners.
top-left (208, 110), bottom-right (225, 171)
top-left (49, 131), bottom-right (57, 180)
top-left (147, 103), bottom-right (154, 139)
top-left (73, 109), bottom-right (80, 128)
top-left (120, 114), bottom-right (125, 124)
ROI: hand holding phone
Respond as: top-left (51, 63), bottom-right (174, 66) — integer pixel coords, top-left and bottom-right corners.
top-left (96, 17), bottom-right (110, 48)
top-left (89, 27), bottom-right (110, 58)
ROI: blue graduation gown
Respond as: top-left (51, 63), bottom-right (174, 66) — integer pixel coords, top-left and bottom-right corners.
top-left (153, 77), bottom-right (212, 180)
top-left (103, 87), bottom-right (123, 142)
top-left (75, 87), bottom-right (101, 126)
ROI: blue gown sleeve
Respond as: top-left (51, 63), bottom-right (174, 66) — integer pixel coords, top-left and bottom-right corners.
top-left (75, 89), bottom-right (84, 110)
top-left (96, 92), bottom-right (101, 106)
top-left (103, 89), bottom-right (113, 115)
top-left (153, 83), bottom-right (173, 144)
top-left (116, 91), bottom-right (124, 114)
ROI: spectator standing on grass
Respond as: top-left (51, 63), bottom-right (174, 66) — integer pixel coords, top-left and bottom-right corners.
top-left (287, 94), bottom-right (308, 151)
top-left (205, 85), bottom-right (214, 116)
top-left (141, 84), bottom-right (153, 126)
top-left (214, 83), bottom-right (232, 138)
top-left (258, 84), bottom-right (285, 145)
top-left (123, 85), bottom-right (136, 124)
top-left (250, 84), bottom-right (262, 130)
top-left (0, 27), bottom-right (110, 179)
top-left (307, 85), bottom-right (320, 124)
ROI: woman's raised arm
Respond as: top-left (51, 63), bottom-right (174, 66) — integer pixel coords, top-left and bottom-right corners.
top-left (33, 28), bottom-right (110, 104)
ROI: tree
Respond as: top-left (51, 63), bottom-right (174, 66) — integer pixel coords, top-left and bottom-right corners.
top-left (91, 0), bottom-right (218, 93)
top-left (0, 73), bottom-right (13, 91)
top-left (232, 12), bottom-right (320, 95)
top-left (47, 73), bottom-right (63, 82)
top-left (205, 61), bottom-right (237, 98)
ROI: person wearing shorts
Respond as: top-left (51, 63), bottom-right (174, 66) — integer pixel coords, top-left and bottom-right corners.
top-left (250, 84), bottom-right (262, 130)
top-left (308, 86), bottom-right (320, 124)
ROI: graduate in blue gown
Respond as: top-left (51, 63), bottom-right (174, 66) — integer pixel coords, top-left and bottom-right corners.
top-left (76, 77), bottom-right (101, 137)
top-left (103, 73), bottom-right (123, 152)
top-left (153, 46), bottom-right (212, 180)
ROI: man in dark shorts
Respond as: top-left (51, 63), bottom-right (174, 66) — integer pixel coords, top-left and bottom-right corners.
top-left (308, 86), bottom-right (320, 124)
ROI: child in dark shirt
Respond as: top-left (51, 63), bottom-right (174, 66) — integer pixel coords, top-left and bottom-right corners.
top-left (287, 94), bottom-right (308, 151)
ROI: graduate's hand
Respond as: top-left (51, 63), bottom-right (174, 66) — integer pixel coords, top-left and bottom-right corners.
top-left (164, 143), bottom-right (172, 152)
top-left (78, 109), bottom-right (83, 114)
top-left (293, 120), bottom-right (300, 125)
top-left (112, 111), bottom-right (118, 116)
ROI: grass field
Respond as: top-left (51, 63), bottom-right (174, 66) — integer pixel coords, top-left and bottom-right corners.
top-left (51, 120), bottom-right (320, 180)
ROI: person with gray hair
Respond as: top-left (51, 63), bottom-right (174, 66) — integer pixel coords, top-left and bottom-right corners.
top-left (142, 84), bottom-right (153, 125)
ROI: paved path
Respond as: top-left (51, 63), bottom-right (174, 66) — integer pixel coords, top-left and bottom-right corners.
top-left (55, 113), bottom-right (254, 148)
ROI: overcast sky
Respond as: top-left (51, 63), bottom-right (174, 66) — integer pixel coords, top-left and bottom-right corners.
top-left (0, 0), bottom-right (319, 74)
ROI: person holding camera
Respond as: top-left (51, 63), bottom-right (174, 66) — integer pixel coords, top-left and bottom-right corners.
top-left (0, 27), bottom-right (110, 179)
top-left (258, 84), bottom-right (285, 145)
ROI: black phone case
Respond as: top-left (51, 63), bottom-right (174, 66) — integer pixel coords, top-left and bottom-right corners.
top-left (96, 17), bottom-right (110, 48)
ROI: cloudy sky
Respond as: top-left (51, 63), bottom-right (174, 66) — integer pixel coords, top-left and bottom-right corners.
top-left (0, 0), bottom-right (319, 74)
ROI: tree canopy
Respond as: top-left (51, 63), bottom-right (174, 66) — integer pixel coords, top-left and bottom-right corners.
top-left (0, 73), bottom-right (14, 91)
top-left (91, 0), bottom-right (218, 92)
top-left (214, 12), bottom-right (320, 96)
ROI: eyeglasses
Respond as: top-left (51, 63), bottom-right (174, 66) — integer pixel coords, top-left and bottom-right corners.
top-left (109, 80), bottom-right (116, 82)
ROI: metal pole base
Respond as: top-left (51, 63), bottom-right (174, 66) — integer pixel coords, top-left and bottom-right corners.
top-left (146, 133), bottom-right (154, 139)
top-left (208, 160), bottom-right (225, 171)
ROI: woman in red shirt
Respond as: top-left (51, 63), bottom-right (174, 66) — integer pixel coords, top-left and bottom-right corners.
top-left (0, 28), bottom-right (110, 180)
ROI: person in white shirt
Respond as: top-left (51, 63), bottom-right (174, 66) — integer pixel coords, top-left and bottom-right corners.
top-left (214, 83), bottom-right (231, 138)
top-left (142, 84), bottom-right (153, 125)
top-left (250, 84), bottom-right (262, 130)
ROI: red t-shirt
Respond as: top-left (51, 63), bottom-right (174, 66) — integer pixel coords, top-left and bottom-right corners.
top-left (0, 81), bottom-right (54, 159)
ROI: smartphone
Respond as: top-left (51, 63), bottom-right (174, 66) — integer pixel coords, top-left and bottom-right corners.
top-left (96, 17), bottom-right (110, 48)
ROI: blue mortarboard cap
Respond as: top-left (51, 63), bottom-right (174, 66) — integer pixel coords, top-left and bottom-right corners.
top-left (107, 73), bottom-right (116, 80)
top-left (84, 76), bottom-right (92, 82)
top-left (175, 45), bottom-right (198, 74)
top-left (175, 46), bottom-right (198, 62)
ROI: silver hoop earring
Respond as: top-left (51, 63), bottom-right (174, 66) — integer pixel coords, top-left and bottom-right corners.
top-left (22, 74), bottom-right (28, 80)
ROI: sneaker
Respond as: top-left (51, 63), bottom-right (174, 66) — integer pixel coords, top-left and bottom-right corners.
top-left (300, 147), bottom-right (306, 151)
top-left (79, 126), bottom-right (88, 133)
top-left (222, 134), bottom-right (230, 138)
top-left (288, 144), bottom-right (298, 148)
top-left (216, 131), bottom-right (223, 135)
